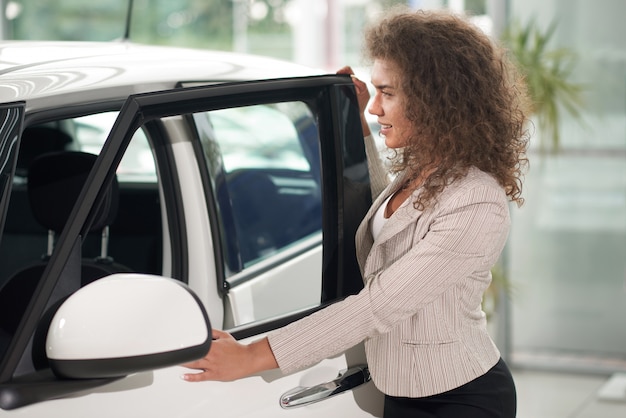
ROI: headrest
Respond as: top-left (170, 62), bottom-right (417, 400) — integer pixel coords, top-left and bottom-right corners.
top-left (27, 151), bottom-right (119, 233)
top-left (16, 126), bottom-right (72, 177)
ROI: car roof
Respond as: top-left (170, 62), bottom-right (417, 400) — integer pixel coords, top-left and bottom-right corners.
top-left (0, 41), bottom-right (323, 113)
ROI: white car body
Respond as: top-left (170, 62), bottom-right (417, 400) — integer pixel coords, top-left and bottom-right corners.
top-left (0, 41), bottom-right (384, 416)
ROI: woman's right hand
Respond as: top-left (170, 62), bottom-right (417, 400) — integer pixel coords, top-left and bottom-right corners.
top-left (181, 329), bottom-right (278, 382)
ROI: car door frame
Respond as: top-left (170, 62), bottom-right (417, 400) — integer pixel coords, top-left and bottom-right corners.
top-left (0, 75), bottom-right (379, 414)
top-left (0, 103), bottom-right (24, 241)
top-left (137, 74), bottom-right (371, 327)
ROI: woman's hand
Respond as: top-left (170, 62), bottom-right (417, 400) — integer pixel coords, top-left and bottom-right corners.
top-left (337, 65), bottom-right (371, 136)
top-left (181, 329), bottom-right (278, 382)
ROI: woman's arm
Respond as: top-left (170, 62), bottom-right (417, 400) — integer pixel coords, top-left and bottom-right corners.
top-left (268, 179), bottom-right (510, 374)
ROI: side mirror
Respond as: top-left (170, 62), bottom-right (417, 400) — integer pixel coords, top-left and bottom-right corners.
top-left (46, 274), bottom-right (211, 379)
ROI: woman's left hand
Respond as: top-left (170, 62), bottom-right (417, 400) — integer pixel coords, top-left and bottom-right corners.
top-left (337, 66), bottom-right (371, 136)
top-left (337, 66), bottom-right (370, 113)
top-left (181, 329), bottom-right (278, 382)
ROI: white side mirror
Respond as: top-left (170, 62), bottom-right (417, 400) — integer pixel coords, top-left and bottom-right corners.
top-left (46, 274), bottom-right (211, 379)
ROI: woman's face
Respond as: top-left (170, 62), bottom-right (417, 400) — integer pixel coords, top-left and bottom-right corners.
top-left (368, 59), bottom-right (413, 149)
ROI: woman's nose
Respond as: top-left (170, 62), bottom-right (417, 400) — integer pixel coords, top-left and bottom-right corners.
top-left (368, 96), bottom-right (382, 116)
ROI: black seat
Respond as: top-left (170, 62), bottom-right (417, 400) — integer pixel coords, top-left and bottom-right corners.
top-left (0, 126), bottom-right (73, 281)
top-left (0, 151), bottom-right (131, 337)
top-left (227, 170), bottom-right (281, 265)
top-left (226, 168), bottom-right (323, 267)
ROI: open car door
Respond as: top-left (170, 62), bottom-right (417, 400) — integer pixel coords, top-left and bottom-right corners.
top-left (0, 76), bottom-right (384, 417)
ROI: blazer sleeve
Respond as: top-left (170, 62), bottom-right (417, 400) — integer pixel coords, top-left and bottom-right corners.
top-left (267, 177), bottom-right (510, 374)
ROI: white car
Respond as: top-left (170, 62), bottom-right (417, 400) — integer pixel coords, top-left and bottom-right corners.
top-left (0, 41), bottom-right (384, 416)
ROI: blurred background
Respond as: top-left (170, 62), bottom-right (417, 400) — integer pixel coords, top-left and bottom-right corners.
top-left (2, 0), bottom-right (626, 413)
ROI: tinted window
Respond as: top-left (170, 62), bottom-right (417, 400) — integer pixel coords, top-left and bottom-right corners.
top-left (195, 101), bottom-right (323, 327)
top-left (200, 102), bottom-right (322, 269)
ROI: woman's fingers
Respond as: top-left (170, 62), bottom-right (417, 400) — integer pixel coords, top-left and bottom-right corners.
top-left (180, 329), bottom-right (252, 382)
top-left (181, 369), bottom-right (214, 382)
top-left (181, 357), bottom-right (206, 370)
top-left (337, 65), bottom-right (354, 75)
top-left (337, 66), bottom-right (370, 117)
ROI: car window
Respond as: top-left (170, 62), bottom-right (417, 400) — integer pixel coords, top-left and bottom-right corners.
top-left (193, 102), bottom-right (323, 327)
top-left (210, 105), bottom-right (311, 172)
top-left (73, 113), bottom-right (157, 183)
top-left (199, 102), bottom-right (321, 269)
top-left (10, 113), bottom-right (156, 185)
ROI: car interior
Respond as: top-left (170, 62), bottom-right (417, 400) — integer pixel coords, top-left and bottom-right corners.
top-left (0, 121), bottom-right (163, 281)
top-left (0, 121), bottom-right (163, 358)
top-left (225, 167), bottom-right (322, 268)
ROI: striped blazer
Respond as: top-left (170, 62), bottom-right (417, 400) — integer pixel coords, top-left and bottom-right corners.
top-left (268, 139), bottom-right (509, 398)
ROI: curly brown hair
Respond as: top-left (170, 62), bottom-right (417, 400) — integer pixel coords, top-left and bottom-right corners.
top-left (364, 8), bottom-right (531, 209)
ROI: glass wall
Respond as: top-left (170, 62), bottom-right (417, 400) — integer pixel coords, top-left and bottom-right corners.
top-left (506, 0), bottom-right (626, 373)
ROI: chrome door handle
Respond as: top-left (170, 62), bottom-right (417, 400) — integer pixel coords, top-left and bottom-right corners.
top-left (280, 365), bottom-right (371, 409)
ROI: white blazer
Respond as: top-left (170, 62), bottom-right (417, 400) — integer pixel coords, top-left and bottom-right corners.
top-left (269, 139), bottom-right (509, 398)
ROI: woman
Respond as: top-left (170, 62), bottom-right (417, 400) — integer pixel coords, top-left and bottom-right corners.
top-left (183, 8), bottom-right (530, 417)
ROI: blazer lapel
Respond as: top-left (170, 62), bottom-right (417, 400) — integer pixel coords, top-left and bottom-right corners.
top-left (355, 172), bottom-right (421, 274)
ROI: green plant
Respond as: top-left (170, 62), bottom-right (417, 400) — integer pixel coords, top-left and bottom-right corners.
top-left (502, 17), bottom-right (584, 152)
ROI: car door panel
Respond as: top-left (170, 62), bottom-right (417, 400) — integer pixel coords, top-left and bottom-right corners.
top-left (3, 340), bottom-right (382, 417)
top-left (225, 238), bottom-right (322, 327)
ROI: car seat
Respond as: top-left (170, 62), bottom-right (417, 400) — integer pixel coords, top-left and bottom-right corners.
top-left (0, 126), bottom-right (73, 281)
top-left (227, 170), bottom-right (281, 265)
top-left (0, 151), bottom-right (131, 337)
top-left (14, 126), bottom-right (73, 179)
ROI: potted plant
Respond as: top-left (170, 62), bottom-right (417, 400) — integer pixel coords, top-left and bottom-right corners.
top-left (502, 17), bottom-right (585, 153)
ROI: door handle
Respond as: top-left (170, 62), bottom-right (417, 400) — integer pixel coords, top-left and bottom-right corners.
top-left (280, 365), bottom-right (371, 409)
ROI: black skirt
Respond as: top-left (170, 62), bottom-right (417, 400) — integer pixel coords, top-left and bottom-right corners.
top-left (383, 358), bottom-right (516, 418)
